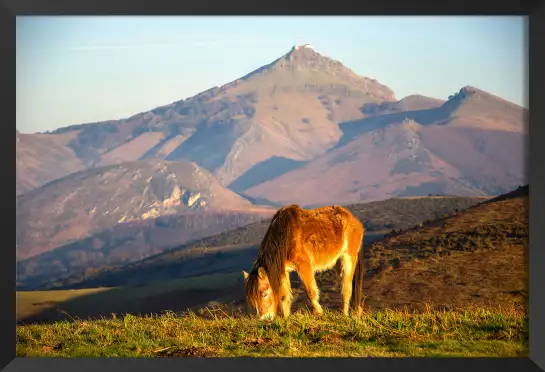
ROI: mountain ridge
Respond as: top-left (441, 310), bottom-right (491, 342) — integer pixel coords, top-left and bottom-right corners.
top-left (17, 45), bottom-right (526, 202)
top-left (16, 159), bottom-right (263, 262)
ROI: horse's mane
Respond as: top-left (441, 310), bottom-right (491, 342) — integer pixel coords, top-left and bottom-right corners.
top-left (246, 204), bottom-right (302, 305)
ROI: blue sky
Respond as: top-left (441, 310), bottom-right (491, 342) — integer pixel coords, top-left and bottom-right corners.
top-left (16, 16), bottom-right (527, 134)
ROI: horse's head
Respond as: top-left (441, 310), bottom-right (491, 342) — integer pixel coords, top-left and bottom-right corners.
top-left (243, 267), bottom-right (277, 320)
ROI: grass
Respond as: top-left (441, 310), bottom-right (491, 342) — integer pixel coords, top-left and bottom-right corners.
top-left (17, 305), bottom-right (527, 358)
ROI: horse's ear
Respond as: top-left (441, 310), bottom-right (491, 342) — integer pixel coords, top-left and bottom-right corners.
top-left (257, 267), bottom-right (267, 280)
top-left (242, 270), bottom-right (249, 280)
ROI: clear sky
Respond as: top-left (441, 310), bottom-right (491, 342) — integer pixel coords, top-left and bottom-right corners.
top-left (16, 16), bottom-right (527, 134)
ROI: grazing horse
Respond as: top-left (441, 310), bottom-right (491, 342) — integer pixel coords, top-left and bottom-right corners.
top-left (243, 204), bottom-right (365, 320)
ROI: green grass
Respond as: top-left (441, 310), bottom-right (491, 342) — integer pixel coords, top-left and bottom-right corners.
top-left (17, 306), bottom-right (528, 358)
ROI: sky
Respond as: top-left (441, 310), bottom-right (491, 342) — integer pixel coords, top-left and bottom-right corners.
top-left (16, 16), bottom-right (527, 134)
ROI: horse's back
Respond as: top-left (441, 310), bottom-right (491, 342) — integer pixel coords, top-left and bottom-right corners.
top-left (296, 206), bottom-right (348, 254)
top-left (273, 204), bottom-right (363, 250)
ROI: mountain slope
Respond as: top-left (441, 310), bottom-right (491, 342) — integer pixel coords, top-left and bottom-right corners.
top-left (18, 45), bottom-right (395, 196)
top-left (157, 45), bottom-right (397, 186)
top-left (243, 87), bottom-right (528, 206)
top-left (442, 86), bottom-right (527, 131)
top-left (16, 130), bottom-right (85, 196)
top-left (16, 209), bottom-right (272, 291)
top-left (361, 94), bottom-right (445, 115)
top-left (16, 159), bottom-right (258, 262)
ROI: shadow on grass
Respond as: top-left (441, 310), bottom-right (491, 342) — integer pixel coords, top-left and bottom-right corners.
top-left (17, 275), bottom-right (246, 325)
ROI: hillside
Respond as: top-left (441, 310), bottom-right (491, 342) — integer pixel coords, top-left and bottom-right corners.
top-left (243, 86), bottom-right (527, 206)
top-left (16, 210), bottom-right (272, 291)
top-left (16, 130), bottom-right (84, 196)
top-left (16, 159), bottom-right (274, 289)
top-left (42, 196), bottom-right (488, 290)
top-left (16, 159), bottom-right (257, 261)
top-left (278, 185), bottom-right (528, 314)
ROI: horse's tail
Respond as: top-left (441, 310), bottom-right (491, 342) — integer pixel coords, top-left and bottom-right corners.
top-left (351, 225), bottom-right (365, 316)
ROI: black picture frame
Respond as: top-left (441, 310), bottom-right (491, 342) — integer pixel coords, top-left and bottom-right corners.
top-left (4, 1), bottom-right (544, 371)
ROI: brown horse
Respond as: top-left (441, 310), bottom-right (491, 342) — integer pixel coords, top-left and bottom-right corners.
top-left (243, 204), bottom-right (365, 320)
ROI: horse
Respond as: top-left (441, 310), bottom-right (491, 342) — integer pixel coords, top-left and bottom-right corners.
top-left (243, 204), bottom-right (365, 320)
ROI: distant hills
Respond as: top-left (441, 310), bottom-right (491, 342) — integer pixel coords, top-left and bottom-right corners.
top-left (16, 159), bottom-right (262, 260)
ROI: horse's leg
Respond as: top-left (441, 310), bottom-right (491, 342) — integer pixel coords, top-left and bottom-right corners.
top-left (296, 261), bottom-right (323, 315)
top-left (334, 260), bottom-right (343, 302)
top-left (279, 270), bottom-right (293, 318)
top-left (340, 252), bottom-right (357, 316)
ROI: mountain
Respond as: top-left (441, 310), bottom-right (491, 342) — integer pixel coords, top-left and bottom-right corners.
top-left (17, 47), bottom-right (526, 204)
top-left (16, 159), bottom-right (266, 263)
top-left (41, 195), bottom-right (488, 290)
top-left (163, 45), bottom-right (396, 186)
top-left (360, 94), bottom-right (445, 115)
top-left (16, 45), bottom-right (396, 195)
top-left (242, 86), bottom-right (528, 206)
top-left (16, 130), bottom-right (84, 196)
